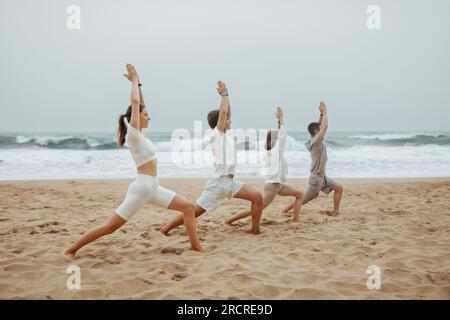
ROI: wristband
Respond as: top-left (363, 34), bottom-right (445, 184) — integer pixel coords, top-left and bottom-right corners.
top-left (221, 92), bottom-right (229, 97)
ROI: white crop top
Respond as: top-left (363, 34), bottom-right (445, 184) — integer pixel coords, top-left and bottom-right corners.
top-left (123, 118), bottom-right (156, 167)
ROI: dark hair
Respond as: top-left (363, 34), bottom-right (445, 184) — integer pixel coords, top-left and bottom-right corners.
top-left (117, 105), bottom-right (145, 147)
top-left (207, 109), bottom-right (220, 129)
top-left (308, 122), bottom-right (320, 137)
top-left (265, 129), bottom-right (278, 150)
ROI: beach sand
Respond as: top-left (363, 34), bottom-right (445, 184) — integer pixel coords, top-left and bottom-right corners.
top-left (0, 178), bottom-right (449, 299)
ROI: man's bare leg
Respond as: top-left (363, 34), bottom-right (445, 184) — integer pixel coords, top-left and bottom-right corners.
top-left (160, 205), bottom-right (206, 235)
top-left (331, 184), bottom-right (343, 216)
top-left (320, 184), bottom-right (344, 216)
top-left (232, 185), bottom-right (263, 234)
top-left (225, 209), bottom-right (251, 225)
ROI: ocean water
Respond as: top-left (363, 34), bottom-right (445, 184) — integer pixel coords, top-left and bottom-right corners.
top-left (0, 131), bottom-right (449, 180)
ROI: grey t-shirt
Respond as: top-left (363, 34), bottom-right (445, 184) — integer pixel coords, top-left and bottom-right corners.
top-left (306, 132), bottom-right (327, 175)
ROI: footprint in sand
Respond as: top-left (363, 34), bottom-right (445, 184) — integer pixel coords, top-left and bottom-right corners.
top-left (5, 228), bottom-right (18, 235)
top-left (44, 229), bottom-right (60, 234)
top-left (161, 247), bottom-right (184, 255)
top-left (38, 221), bottom-right (58, 228)
top-left (261, 220), bottom-right (279, 226)
top-left (172, 272), bottom-right (188, 281)
top-left (140, 232), bottom-right (151, 240)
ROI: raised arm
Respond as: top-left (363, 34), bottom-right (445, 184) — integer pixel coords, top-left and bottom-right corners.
top-left (275, 106), bottom-right (284, 129)
top-left (275, 106), bottom-right (287, 156)
top-left (124, 64), bottom-right (140, 130)
top-left (318, 101), bottom-right (328, 136)
top-left (216, 81), bottom-right (230, 133)
top-left (138, 83), bottom-right (145, 106)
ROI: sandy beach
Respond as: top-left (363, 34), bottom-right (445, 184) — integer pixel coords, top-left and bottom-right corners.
top-left (0, 178), bottom-right (449, 299)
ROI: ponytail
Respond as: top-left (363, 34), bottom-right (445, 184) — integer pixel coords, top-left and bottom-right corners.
top-left (117, 114), bottom-right (128, 147)
top-left (117, 104), bottom-right (146, 147)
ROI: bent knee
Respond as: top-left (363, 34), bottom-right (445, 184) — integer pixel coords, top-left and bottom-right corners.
top-left (181, 201), bottom-right (195, 214)
top-left (334, 184), bottom-right (344, 193)
top-left (252, 192), bottom-right (263, 205)
top-left (183, 211), bottom-right (195, 220)
top-left (295, 190), bottom-right (304, 199)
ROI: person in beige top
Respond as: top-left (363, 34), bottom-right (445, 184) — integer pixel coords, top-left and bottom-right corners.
top-left (225, 107), bottom-right (304, 224)
top-left (283, 102), bottom-right (343, 216)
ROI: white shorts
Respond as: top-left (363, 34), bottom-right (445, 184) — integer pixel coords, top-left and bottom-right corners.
top-left (196, 177), bottom-right (244, 213)
top-left (116, 174), bottom-right (176, 221)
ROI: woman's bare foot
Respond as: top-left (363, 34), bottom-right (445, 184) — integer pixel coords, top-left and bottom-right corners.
top-left (159, 227), bottom-right (169, 236)
top-left (64, 250), bottom-right (79, 261)
top-left (249, 227), bottom-right (261, 235)
top-left (293, 214), bottom-right (300, 222)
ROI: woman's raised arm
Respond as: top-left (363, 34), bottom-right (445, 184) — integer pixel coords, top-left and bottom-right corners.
top-left (123, 64), bottom-right (140, 130)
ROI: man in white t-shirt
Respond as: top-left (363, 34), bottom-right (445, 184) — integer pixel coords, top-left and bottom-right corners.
top-left (161, 81), bottom-right (264, 238)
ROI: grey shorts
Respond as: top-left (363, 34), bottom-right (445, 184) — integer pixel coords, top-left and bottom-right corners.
top-left (263, 183), bottom-right (292, 207)
top-left (304, 174), bottom-right (337, 202)
top-left (196, 177), bottom-right (245, 213)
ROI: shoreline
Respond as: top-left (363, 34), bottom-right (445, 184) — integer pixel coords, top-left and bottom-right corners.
top-left (2, 177), bottom-right (450, 183)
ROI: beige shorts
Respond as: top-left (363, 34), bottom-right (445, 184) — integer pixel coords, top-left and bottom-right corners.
top-left (263, 183), bottom-right (293, 207)
top-left (304, 174), bottom-right (337, 202)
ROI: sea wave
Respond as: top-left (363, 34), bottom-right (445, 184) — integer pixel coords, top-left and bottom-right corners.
top-left (0, 132), bottom-right (449, 151)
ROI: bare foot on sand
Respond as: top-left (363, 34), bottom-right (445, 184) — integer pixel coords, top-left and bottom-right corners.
top-left (159, 227), bottom-right (169, 236)
top-left (248, 228), bottom-right (261, 235)
top-left (64, 250), bottom-right (79, 261)
top-left (223, 220), bottom-right (233, 226)
top-left (192, 245), bottom-right (204, 252)
top-left (320, 210), bottom-right (339, 217)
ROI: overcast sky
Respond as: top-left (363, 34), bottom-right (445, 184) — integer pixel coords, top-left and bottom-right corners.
top-left (1, 0), bottom-right (449, 132)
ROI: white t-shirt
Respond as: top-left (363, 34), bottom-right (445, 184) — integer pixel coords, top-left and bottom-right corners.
top-left (263, 125), bottom-right (288, 183)
top-left (211, 127), bottom-right (236, 177)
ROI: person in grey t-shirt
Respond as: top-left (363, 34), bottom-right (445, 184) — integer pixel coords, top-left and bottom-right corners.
top-left (283, 102), bottom-right (344, 217)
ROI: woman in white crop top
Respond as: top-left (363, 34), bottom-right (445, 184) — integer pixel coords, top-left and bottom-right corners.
top-left (65, 64), bottom-right (202, 260)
